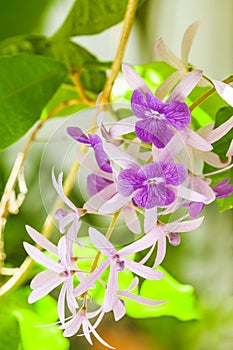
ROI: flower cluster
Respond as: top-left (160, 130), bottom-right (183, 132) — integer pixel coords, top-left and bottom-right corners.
top-left (24, 63), bottom-right (233, 348)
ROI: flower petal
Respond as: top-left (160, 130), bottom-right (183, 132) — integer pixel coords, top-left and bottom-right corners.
top-left (30, 269), bottom-right (58, 289)
top-left (123, 206), bottom-right (141, 234)
top-left (104, 141), bottom-right (140, 170)
top-left (119, 232), bottom-right (155, 256)
top-left (176, 186), bottom-right (207, 202)
top-left (67, 127), bottom-right (90, 144)
top-left (112, 298), bottom-right (126, 321)
top-left (23, 242), bottom-right (63, 273)
top-left (119, 290), bottom-right (165, 306)
top-left (124, 259), bottom-right (164, 280)
top-left (186, 129), bottom-right (213, 151)
top-left (144, 207), bottom-right (157, 233)
top-left (181, 21), bottom-right (200, 63)
top-left (165, 100), bottom-right (191, 129)
top-left (73, 259), bottom-right (111, 297)
top-left (153, 235), bottom-right (167, 267)
top-left (29, 276), bottom-right (63, 303)
top-left (89, 228), bottom-right (116, 257)
top-left (165, 216), bottom-right (204, 232)
top-left (226, 139), bottom-right (233, 157)
top-left (104, 263), bottom-right (118, 312)
top-left (198, 150), bottom-right (232, 168)
top-left (205, 116), bottom-right (233, 143)
top-left (155, 70), bottom-right (185, 100)
top-left (122, 63), bottom-right (151, 95)
top-left (163, 162), bottom-right (187, 185)
top-left (84, 183), bottom-right (116, 212)
top-left (167, 70), bottom-right (202, 103)
top-left (212, 80), bottom-right (233, 107)
top-left (99, 192), bottom-right (132, 214)
top-left (52, 169), bottom-right (78, 212)
top-left (109, 116), bottom-right (137, 137)
top-left (155, 38), bottom-right (184, 69)
top-left (25, 225), bottom-right (58, 255)
top-left (62, 313), bottom-right (85, 337)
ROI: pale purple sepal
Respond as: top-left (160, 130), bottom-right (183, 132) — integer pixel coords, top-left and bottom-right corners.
top-left (25, 225), bottom-right (58, 255)
top-left (167, 70), bottom-right (202, 103)
top-left (213, 178), bottom-right (233, 198)
top-left (23, 242), bottom-right (64, 273)
top-left (212, 80), bottom-right (233, 107)
top-left (123, 206), bottom-right (141, 234)
top-left (167, 233), bottom-right (181, 246)
top-left (109, 116), bottom-right (137, 137)
top-left (87, 174), bottom-right (114, 196)
top-left (84, 183), bottom-right (117, 213)
top-left (122, 63), bottom-right (151, 95)
top-left (189, 202), bottom-right (204, 218)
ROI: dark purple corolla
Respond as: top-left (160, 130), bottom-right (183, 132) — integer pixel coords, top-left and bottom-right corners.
top-left (131, 90), bottom-right (191, 148)
top-left (213, 178), bottom-right (233, 198)
top-left (118, 161), bottom-right (187, 209)
top-left (67, 127), bottom-right (112, 173)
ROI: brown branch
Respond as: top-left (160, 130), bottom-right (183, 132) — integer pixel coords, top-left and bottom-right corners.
top-left (100, 0), bottom-right (138, 104)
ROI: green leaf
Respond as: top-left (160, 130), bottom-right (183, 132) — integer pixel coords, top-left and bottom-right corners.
top-left (1, 287), bottom-right (69, 350)
top-left (0, 54), bottom-right (67, 149)
top-left (0, 306), bottom-right (20, 350)
top-left (125, 267), bottom-right (200, 321)
top-left (53, 0), bottom-right (140, 38)
top-left (0, 35), bottom-right (108, 94)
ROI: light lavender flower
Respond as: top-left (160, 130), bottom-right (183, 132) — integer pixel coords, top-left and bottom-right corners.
top-left (73, 228), bottom-right (164, 303)
top-left (24, 226), bottom-right (80, 323)
top-left (60, 308), bottom-right (114, 348)
top-left (140, 216), bottom-right (204, 267)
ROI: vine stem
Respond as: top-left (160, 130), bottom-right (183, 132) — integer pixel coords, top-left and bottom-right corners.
top-left (100, 0), bottom-right (138, 103)
top-left (190, 75), bottom-right (233, 112)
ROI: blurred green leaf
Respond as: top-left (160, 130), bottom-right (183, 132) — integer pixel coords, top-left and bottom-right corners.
top-left (125, 267), bottom-right (200, 321)
top-left (0, 0), bottom-right (53, 41)
top-left (53, 0), bottom-right (145, 39)
top-left (0, 54), bottom-right (67, 149)
top-left (0, 287), bottom-right (69, 350)
top-left (0, 35), bottom-right (108, 94)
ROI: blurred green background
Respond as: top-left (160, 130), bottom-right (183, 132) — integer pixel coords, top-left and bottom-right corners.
top-left (0, 0), bottom-right (233, 349)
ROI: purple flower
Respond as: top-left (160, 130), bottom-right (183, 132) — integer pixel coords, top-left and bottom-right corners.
top-left (213, 178), bottom-right (233, 199)
top-left (131, 90), bottom-right (190, 148)
top-left (67, 127), bottom-right (112, 173)
top-left (118, 161), bottom-right (187, 209)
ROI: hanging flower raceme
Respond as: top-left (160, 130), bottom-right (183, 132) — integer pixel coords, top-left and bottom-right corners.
top-left (23, 33), bottom-right (233, 349)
